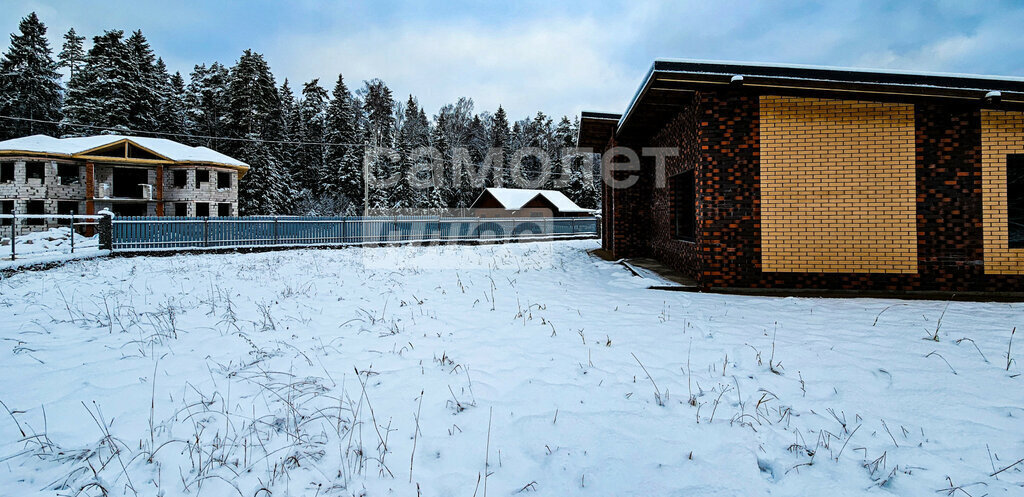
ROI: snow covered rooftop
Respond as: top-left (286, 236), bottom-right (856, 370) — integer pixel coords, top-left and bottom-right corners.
top-left (475, 187), bottom-right (593, 213)
top-left (0, 134), bottom-right (249, 170)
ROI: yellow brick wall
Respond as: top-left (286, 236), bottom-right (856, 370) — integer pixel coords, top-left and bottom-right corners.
top-left (981, 109), bottom-right (1024, 275)
top-left (760, 95), bottom-right (918, 274)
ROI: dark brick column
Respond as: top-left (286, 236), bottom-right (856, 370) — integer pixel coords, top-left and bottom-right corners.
top-left (697, 91), bottom-right (761, 288)
top-left (98, 212), bottom-right (113, 250)
top-left (915, 104), bottom-right (985, 291)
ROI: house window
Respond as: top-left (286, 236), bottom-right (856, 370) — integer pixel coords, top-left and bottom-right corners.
top-left (217, 172), bottom-right (231, 189)
top-left (218, 203), bottom-right (231, 217)
top-left (196, 202), bottom-right (210, 217)
top-left (57, 164), bottom-right (80, 185)
top-left (670, 170), bottom-right (696, 241)
top-left (26, 162), bottom-right (45, 181)
top-left (174, 202), bottom-right (188, 216)
top-left (26, 200), bottom-right (44, 225)
top-left (0, 163), bottom-right (13, 183)
top-left (57, 201), bottom-right (79, 215)
top-left (195, 170), bottom-right (209, 188)
top-left (1010, 154), bottom-right (1024, 248)
top-left (172, 170), bottom-right (187, 188)
top-left (0, 200), bottom-right (12, 226)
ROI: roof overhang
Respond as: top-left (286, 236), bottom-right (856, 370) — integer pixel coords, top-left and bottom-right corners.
top-left (577, 111), bottom-right (622, 149)
top-left (583, 59), bottom-right (1024, 145)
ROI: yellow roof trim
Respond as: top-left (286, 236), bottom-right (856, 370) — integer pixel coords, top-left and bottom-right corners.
top-left (75, 138), bottom-right (177, 162)
top-left (0, 150), bottom-right (249, 175)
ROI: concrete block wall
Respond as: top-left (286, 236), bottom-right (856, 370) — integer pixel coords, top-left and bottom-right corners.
top-left (162, 166), bottom-right (239, 216)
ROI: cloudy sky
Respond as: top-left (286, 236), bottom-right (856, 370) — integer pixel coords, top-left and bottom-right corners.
top-left (4, 0), bottom-right (1024, 121)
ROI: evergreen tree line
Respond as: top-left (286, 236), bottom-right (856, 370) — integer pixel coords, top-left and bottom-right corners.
top-left (0, 12), bottom-right (600, 215)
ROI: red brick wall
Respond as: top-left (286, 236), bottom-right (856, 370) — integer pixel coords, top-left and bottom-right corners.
top-left (604, 89), bottom-right (1022, 292)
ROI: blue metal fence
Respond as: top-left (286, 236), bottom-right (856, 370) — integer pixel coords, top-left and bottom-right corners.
top-left (111, 216), bottom-right (599, 251)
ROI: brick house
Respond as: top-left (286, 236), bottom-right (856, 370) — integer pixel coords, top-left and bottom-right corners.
top-left (470, 188), bottom-right (595, 218)
top-left (579, 60), bottom-right (1023, 293)
top-left (0, 135), bottom-right (249, 233)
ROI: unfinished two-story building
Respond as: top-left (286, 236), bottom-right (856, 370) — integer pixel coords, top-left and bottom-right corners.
top-left (0, 135), bottom-right (249, 233)
top-left (580, 60), bottom-right (1023, 294)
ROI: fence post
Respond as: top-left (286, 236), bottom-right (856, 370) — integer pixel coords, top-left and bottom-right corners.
top-left (98, 211), bottom-right (113, 250)
top-left (70, 210), bottom-right (75, 254)
top-left (203, 217), bottom-right (209, 247)
top-left (476, 217), bottom-right (481, 240)
top-left (570, 217), bottom-right (576, 235)
top-left (274, 217), bottom-right (279, 245)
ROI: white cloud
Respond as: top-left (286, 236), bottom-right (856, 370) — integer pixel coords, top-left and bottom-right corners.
top-left (268, 17), bottom-right (640, 120)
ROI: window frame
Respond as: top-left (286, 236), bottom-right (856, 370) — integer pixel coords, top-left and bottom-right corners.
top-left (0, 162), bottom-right (14, 183)
top-left (195, 202), bottom-right (210, 217)
top-left (1009, 154), bottom-right (1024, 249)
top-left (195, 170), bottom-right (210, 188)
top-left (172, 170), bottom-right (187, 188)
top-left (57, 164), bottom-right (80, 185)
top-left (25, 162), bottom-right (45, 181)
top-left (26, 200), bottom-right (45, 225)
top-left (0, 200), bottom-right (12, 226)
top-left (217, 171), bottom-right (231, 189)
top-left (670, 169), bottom-right (697, 242)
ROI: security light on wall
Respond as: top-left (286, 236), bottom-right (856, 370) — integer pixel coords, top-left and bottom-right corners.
top-left (985, 90), bottom-right (1002, 105)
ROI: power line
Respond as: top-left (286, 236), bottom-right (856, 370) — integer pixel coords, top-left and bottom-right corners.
top-left (0, 115), bottom-right (365, 147)
top-left (0, 114), bottom-right (599, 175)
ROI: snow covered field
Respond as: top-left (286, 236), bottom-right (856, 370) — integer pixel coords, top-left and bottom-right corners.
top-left (0, 240), bottom-right (1021, 496)
top-left (1, 227), bottom-right (102, 270)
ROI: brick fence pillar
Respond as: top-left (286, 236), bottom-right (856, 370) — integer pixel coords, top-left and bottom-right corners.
top-left (98, 212), bottom-right (113, 250)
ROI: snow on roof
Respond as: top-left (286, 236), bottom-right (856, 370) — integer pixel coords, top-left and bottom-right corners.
top-left (0, 134), bottom-right (249, 169)
top-left (653, 58), bottom-right (1024, 83)
top-left (478, 188), bottom-right (592, 213)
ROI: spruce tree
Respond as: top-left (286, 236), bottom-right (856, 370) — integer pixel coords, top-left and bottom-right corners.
top-left (64, 30), bottom-right (136, 133)
top-left (58, 27), bottom-right (85, 82)
top-left (431, 98), bottom-right (474, 207)
top-left (297, 79), bottom-right (329, 197)
top-left (361, 79), bottom-right (397, 210)
top-left (126, 30), bottom-right (160, 132)
top-left (396, 95), bottom-right (432, 209)
top-left (324, 74), bottom-right (362, 210)
top-left (277, 78), bottom-right (300, 191)
top-left (226, 49), bottom-right (291, 215)
top-left (490, 106), bottom-right (511, 187)
top-left (0, 12), bottom-right (62, 139)
top-left (158, 70), bottom-right (189, 135)
top-left (185, 62), bottom-right (231, 148)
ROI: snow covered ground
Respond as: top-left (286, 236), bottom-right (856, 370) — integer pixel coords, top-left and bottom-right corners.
top-left (1, 227), bottom-right (102, 270)
top-left (0, 240), bottom-right (1021, 496)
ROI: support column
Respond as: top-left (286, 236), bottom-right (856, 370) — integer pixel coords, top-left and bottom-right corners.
top-left (85, 162), bottom-right (95, 215)
top-left (155, 164), bottom-right (164, 216)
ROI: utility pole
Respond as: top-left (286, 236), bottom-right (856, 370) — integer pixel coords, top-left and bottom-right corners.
top-left (364, 153), bottom-right (369, 217)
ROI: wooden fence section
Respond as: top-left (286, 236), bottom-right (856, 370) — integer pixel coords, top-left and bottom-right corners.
top-left (112, 216), bottom-right (599, 251)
